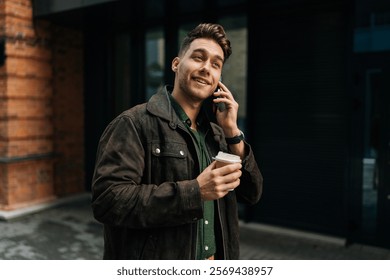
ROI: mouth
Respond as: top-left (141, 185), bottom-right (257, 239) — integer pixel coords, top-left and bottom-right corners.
top-left (193, 77), bottom-right (209, 86)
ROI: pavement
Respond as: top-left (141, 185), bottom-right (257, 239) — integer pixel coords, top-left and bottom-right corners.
top-left (0, 193), bottom-right (389, 260)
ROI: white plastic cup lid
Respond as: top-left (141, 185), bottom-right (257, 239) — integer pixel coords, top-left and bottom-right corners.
top-left (213, 151), bottom-right (241, 163)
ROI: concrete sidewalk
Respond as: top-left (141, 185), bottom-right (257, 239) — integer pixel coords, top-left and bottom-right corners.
top-left (0, 193), bottom-right (389, 260)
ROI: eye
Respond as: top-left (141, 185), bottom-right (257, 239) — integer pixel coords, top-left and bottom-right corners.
top-left (213, 61), bottom-right (222, 69)
top-left (193, 55), bottom-right (203, 61)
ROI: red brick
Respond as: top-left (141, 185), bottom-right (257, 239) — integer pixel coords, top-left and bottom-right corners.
top-left (7, 138), bottom-right (53, 157)
top-left (5, 76), bottom-right (53, 98)
top-left (0, 1), bottom-right (85, 210)
top-left (0, 140), bottom-right (7, 156)
top-left (4, 15), bottom-right (35, 38)
top-left (6, 98), bottom-right (53, 119)
top-left (5, 159), bottom-right (55, 209)
top-left (4, 0), bottom-right (32, 20)
top-left (7, 118), bottom-right (53, 138)
top-left (6, 56), bottom-right (52, 78)
top-left (6, 40), bottom-right (52, 61)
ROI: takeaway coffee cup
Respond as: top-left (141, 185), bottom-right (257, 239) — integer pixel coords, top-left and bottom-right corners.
top-left (213, 151), bottom-right (242, 168)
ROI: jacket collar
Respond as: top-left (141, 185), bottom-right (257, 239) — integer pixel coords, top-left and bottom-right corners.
top-left (146, 85), bottom-right (222, 139)
top-left (146, 85), bottom-right (181, 129)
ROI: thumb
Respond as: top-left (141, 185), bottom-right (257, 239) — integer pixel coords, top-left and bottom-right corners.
top-left (208, 160), bottom-right (217, 170)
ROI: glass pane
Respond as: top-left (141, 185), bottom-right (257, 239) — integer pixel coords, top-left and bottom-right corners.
top-left (362, 69), bottom-right (381, 238)
top-left (145, 28), bottom-right (165, 100)
top-left (145, 0), bottom-right (164, 19)
top-left (217, 0), bottom-right (246, 8)
top-left (178, 0), bottom-right (202, 13)
top-left (178, 22), bottom-right (197, 50)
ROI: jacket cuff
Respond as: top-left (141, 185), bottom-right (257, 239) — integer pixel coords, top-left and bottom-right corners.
top-left (177, 179), bottom-right (204, 222)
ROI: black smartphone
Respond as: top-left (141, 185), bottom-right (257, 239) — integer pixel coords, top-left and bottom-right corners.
top-left (214, 79), bottom-right (226, 112)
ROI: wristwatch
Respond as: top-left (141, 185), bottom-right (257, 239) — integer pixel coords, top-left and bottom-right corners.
top-left (225, 131), bottom-right (245, 145)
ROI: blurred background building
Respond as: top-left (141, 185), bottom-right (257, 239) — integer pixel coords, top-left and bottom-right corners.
top-left (0, 0), bottom-right (389, 250)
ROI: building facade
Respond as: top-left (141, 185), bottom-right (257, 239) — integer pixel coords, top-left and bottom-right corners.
top-left (0, 0), bottom-right (389, 250)
top-left (0, 0), bottom-right (84, 213)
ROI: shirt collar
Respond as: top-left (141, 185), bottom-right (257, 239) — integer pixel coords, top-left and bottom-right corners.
top-left (169, 93), bottom-right (206, 129)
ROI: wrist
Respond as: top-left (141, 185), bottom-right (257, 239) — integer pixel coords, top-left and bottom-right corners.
top-left (223, 127), bottom-right (241, 138)
top-left (225, 130), bottom-right (245, 145)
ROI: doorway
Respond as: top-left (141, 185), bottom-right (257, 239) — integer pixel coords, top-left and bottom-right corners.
top-left (359, 64), bottom-right (390, 248)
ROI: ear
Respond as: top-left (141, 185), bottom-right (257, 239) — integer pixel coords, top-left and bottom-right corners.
top-left (171, 57), bottom-right (180, 72)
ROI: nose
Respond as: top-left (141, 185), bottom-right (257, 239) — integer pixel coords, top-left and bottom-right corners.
top-left (199, 60), bottom-right (212, 74)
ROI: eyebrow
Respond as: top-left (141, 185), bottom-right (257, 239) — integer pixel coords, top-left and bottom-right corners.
top-left (192, 48), bottom-right (224, 63)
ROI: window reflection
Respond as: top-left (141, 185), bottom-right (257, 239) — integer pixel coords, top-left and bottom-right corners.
top-left (178, 23), bottom-right (197, 49)
top-left (145, 29), bottom-right (165, 100)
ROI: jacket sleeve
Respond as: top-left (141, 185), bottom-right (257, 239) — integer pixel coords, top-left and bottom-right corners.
top-left (232, 141), bottom-right (263, 205)
top-left (91, 114), bottom-right (203, 229)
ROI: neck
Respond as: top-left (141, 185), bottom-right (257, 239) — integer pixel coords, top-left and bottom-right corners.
top-left (171, 91), bottom-right (202, 128)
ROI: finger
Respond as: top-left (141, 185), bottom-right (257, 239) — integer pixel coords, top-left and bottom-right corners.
top-left (203, 161), bottom-right (217, 174)
top-left (214, 163), bottom-right (242, 174)
top-left (213, 169), bottom-right (241, 190)
top-left (220, 170), bottom-right (242, 186)
top-left (213, 94), bottom-right (238, 113)
top-left (225, 179), bottom-right (240, 192)
top-left (213, 90), bottom-right (231, 100)
top-left (215, 178), bottom-right (240, 194)
top-left (214, 84), bottom-right (234, 98)
top-left (217, 81), bottom-right (228, 93)
top-left (207, 160), bottom-right (217, 170)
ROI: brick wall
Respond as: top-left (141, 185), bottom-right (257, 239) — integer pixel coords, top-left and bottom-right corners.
top-left (0, 0), bottom-right (85, 210)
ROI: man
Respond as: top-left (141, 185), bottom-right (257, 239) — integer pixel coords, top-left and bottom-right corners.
top-left (91, 23), bottom-right (263, 260)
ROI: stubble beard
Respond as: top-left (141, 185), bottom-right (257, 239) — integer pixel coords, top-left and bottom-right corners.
top-left (179, 78), bottom-right (213, 104)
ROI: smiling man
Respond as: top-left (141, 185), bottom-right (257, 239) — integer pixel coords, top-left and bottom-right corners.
top-left (91, 23), bottom-right (263, 260)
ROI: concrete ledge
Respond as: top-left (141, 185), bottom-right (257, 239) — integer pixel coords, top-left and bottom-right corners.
top-left (0, 192), bottom-right (91, 221)
top-left (239, 221), bottom-right (346, 246)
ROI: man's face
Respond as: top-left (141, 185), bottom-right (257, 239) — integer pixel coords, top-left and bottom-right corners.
top-left (172, 38), bottom-right (224, 103)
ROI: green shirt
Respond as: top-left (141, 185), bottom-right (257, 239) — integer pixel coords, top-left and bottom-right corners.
top-left (169, 94), bottom-right (216, 260)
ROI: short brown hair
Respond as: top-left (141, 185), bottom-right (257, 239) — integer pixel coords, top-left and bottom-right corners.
top-left (179, 23), bottom-right (232, 61)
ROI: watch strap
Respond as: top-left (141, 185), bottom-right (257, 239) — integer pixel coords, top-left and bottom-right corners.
top-left (225, 131), bottom-right (244, 145)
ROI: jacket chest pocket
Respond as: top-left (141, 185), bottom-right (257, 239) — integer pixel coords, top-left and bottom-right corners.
top-left (150, 142), bottom-right (191, 182)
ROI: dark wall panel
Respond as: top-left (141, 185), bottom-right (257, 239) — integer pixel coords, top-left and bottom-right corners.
top-left (248, 0), bottom-right (351, 236)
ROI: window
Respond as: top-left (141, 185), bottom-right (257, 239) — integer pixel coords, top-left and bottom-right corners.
top-left (145, 28), bottom-right (165, 100)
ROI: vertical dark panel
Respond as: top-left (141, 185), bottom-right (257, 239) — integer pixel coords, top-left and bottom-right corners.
top-left (248, 0), bottom-right (351, 236)
top-left (163, 0), bottom-right (179, 86)
top-left (377, 65), bottom-right (390, 248)
top-left (84, 25), bottom-right (112, 190)
top-left (129, 26), bottom-right (146, 105)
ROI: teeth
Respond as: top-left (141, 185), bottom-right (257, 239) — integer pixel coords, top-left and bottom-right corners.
top-left (195, 79), bottom-right (207, 84)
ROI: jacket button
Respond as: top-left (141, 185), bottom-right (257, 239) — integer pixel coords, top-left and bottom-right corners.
top-left (179, 150), bottom-right (184, 156)
top-left (155, 148), bottom-right (161, 154)
top-left (169, 122), bottom-right (177, 129)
